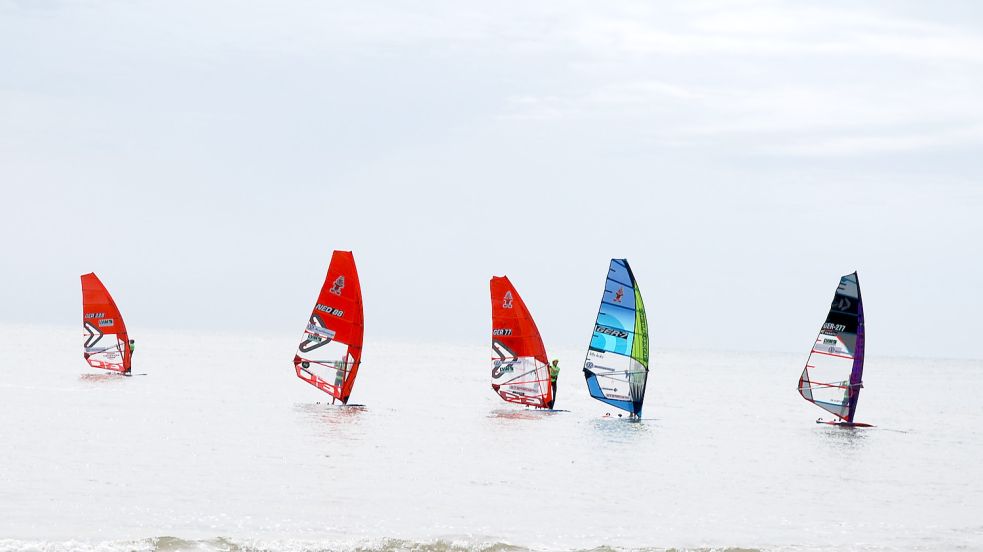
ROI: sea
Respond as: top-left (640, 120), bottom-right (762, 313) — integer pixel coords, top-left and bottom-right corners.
top-left (1, 324), bottom-right (981, 552)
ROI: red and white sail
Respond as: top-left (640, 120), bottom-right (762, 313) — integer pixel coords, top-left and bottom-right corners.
top-left (294, 251), bottom-right (364, 403)
top-left (489, 276), bottom-right (552, 408)
top-left (81, 273), bottom-right (131, 373)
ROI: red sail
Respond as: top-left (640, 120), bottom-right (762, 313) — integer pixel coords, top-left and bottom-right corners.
top-left (81, 273), bottom-right (131, 373)
top-left (490, 276), bottom-right (552, 407)
top-left (294, 251), bottom-right (364, 403)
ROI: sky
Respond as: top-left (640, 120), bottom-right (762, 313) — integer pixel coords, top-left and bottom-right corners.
top-left (1, 0), bottom-right (981, 358)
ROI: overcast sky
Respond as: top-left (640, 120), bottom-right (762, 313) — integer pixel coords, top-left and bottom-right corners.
top-left (2, 0), bottom-right (981, 358)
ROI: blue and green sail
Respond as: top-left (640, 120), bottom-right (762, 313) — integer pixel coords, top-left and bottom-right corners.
top-left (583, 258), bottom-right (650, 417)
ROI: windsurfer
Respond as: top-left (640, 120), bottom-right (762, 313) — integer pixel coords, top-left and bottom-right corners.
top-left (333, 362), bottom-right (346, 404)
top-left (547, 359), bottom-right (560, 409)
top-left (125, 338), bottom-right (135, 374)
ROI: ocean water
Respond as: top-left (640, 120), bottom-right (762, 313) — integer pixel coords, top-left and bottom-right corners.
top-left (1, 323), bottom-right (981, 552)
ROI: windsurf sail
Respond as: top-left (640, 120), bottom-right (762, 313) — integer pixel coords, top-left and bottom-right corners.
top-left (81, 273), bottom-right (131, 373)
top-left (294, 250), bottom-right (364, 404)
top-left (489, 276), bottom-right (553, 408)
top-left (798, 272), bottom-right (866, 422)
top-left (583, 259), bottom-right (649, 417)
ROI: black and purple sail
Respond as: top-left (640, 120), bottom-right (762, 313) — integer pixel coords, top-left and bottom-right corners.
top-left (798, 272), bottom-right (871, 426)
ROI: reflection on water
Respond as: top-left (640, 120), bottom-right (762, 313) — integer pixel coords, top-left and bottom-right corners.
top-left (814, 423), bottom-right (870, 449)
top-left (294, 402), bottom-right (366, 424)
top-left (78, 373), bottom-right (128, 384)
top-left (486, 407), bottom-right (565, 421)
top-left (586, 415), bottom-right (651, 445)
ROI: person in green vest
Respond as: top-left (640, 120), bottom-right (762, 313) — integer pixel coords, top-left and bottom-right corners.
top-left (547, 359), bottom-right (560, 409)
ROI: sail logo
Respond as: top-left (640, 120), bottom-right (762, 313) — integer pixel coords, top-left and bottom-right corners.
top-left (503, 291), bottom-right (513, 309)
top-left (97, 319), bottom-right (115, 327)
top-left (595, 324), bottom-right (628, 339)
top-left (614, 287), bottom-right (624, 303)
top-left (306, 324), bottom-right (336, 339)
top-left (492, 360), bottom-right (517, 379)
top-left (834, 297), bottom-right (852, 311)
top-left (602, 388), bottom-right (630, 400)
top-left (315, 304), bottom-right (344, 317)
top-left (300, 315), bottom-right (335, 353)
top-left (329, 276), bottom-right (345, 296)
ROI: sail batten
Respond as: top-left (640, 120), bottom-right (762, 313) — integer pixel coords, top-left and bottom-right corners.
top-left (80, 273), bottom-right (131, 373)
top-left (583, 259), bottom-right (649, 417)
top-left (294, 251), bottom-right (364, 404)
top-left (799, 271), bottom-right (866, 422)
top-left (489, 276), bottom-right (553, 408)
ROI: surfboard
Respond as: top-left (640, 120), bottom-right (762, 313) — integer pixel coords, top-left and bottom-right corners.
top-left (798, 272), bottom-right (872, 427)
top-left (293, 250), bottom-right (364, 405)
top-left (81, 273), bottom-right (133, 374)
top-left (489, 275), bottom-right (555, 409)
top-left (582, 259), bottom-right (650, 418)
top-left (817, 420), bottom-right (874, 428)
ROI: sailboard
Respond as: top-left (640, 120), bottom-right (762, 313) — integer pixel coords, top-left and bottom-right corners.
top-left (293, 250), bottom-right (364, 404)
top-left (798, 272), bottom-right (872, 427)
top-left (583, 259), bottom-right (649, 418)
top-left (489, 276), bottom-right (554, 408)
top-left (81, 273), bottom-right (132, 374)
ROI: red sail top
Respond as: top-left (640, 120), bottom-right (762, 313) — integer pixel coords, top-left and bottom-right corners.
top-left (491, 276), bottom-right (548, 365)
top-left (490, 276), bottom-right (552, 407)
top-left (294, 251), bottom-right (364, 403)
top-left (81, 273), bottom-right (131, 373)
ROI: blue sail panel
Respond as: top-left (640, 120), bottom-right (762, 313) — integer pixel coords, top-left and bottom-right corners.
top-left (601, 276), bottom-right (636, 311)
top-left (598, 306), bottom-right (636, 337)
top-left (606, 260), bottom-right (633, 290)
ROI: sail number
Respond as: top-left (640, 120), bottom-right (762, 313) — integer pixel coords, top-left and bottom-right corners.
top-left (85, 313), bottom-right (106, 319)
top-left (315, 304), bottom-right (344, 317)
top-left (822, 323), bottom-right (846, 332)
top-left (492, 329), bottom-right (513, 336)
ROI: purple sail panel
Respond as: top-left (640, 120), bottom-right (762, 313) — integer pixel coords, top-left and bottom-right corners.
top-left (847, 275), bottom-right (865, 422)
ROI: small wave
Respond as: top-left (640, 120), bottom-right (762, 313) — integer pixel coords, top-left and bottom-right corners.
top-left (0, 536), bottom-right (761, 552)
top-left (0, 537), bottom-right (767, 552)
